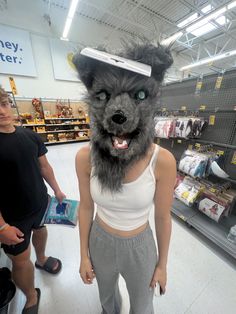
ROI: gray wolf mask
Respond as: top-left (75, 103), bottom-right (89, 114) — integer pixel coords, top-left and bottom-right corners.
top-left (73, 43), bottom-right (173, 192)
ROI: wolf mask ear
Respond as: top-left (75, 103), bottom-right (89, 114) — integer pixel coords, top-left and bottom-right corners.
top-left (123, 43), bottom-right (173, 81)
top-left (73, 52), bottom-right (97, 90)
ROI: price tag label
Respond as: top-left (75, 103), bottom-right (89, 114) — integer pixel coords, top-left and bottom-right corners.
top-left (199, 105), bottom-right (206, 111)
top-left (181, 106), bottom-right (187, 111)
top-left (9, 77), bottom-right (18, 95)
top-left (209, 115), bottom-right (215, 125)
top-left (195, 143), bottom-right (201, 148)
top-left (180, 215), bottom-right (186, 221)
top-left (188, 144), bottom-right (193, 150)
top-left (156, 138), bottom-right (160, 145)
top-left (177, 139), bottom-right (182, 144)
top-left (215, 75), bottom-right (223, 90)
top-left (210, 188), bottom-right (216, 193)
top-left (231, 151), bottom-right (236, 165)
top-left (217, 150), bottom-right (224, 156)
top-left (162, 108), bottom-right (166, 112)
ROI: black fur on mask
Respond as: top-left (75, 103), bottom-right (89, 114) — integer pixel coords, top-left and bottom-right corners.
top-left (73, 43), bottom-right (173, 192)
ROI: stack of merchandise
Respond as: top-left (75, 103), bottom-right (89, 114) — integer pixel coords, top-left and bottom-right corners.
top-left (196, 186), bottom-right (236, 222)
top-left (154, 116), bottom-right (208, 139)
top-left (174, 176), bottom-right (205, 206)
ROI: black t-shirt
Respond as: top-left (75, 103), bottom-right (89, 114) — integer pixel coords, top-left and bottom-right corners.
top-left (0, 127), bottom-right (48, 222)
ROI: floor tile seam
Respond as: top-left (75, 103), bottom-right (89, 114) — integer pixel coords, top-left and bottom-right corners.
top-left (183, 277), bottom-right (213, 314)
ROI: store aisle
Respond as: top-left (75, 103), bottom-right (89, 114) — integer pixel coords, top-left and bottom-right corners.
top-left (8, 143), bottom-right (236, 314)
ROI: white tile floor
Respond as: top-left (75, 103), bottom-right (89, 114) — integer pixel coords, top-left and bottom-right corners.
top-left (2, 142), bottom-right (236, 314)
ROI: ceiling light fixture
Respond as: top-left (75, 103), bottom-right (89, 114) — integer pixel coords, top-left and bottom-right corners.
top-left (162, 0), bottom-right (236, 44)
top-left (61, 0), bottom-right (79, 40)
top-left (228, 1), bottom-right (236, 9)
top-left (180, 49), bottom-right (236, 71)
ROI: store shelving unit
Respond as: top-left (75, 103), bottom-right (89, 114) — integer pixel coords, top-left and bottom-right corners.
top-left (172, 199), bottom-right (236, 259)
top-left (158, 69), bottom-right (236, 259)
top-left (10, 97), bottom-right (90, 146)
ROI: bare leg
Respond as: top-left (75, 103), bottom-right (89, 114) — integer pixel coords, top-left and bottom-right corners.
top-left (8, 246), bottom-right (37, 309)
top-left (32, 227), bottom-right (58, 270)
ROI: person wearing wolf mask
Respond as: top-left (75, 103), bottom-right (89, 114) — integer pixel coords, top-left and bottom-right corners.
top-left (74, 42), bottom-right (176, 314)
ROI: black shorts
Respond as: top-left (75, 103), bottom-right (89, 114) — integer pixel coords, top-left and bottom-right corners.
top-left (1, 202), bottom-right (48, 256)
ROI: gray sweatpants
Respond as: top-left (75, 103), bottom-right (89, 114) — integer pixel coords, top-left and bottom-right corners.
top-left (89, 219), bottom-right (158, 314)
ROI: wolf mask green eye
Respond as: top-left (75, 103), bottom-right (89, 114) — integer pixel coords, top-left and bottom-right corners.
top-left (135, 90), bottom-right (148, 100)
top-left (96, 91), bottom-right (110, 101)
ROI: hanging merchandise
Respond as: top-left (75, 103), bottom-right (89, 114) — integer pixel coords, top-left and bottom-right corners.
top-left (210, 161), bottom-right (229, 178)
top-left (179, 149), bottom-right (209, 178)
top-left (154, 117), bottom-right (175, 138)
top-left (174, 117), bottom-right (208, 139)
top-left (196, 186), bottom-right (236, 222)
top-left (174, 176), bottom-right (205, 206)
top-left (175, 117), bottom-right (192, 138)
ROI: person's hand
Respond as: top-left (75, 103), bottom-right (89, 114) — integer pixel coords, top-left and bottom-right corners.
top-left (150, 265), bottom-right (167, 295)
top-left (0, 225), bottom-right (24, 245)
top-left (80, 257), bottom-right (96, 284)
top-left (54, 190), bottom-right (66, 204)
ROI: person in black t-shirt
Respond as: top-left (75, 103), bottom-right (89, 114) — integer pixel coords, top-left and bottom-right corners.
top-left (0, 87), bottom-right (66, 314)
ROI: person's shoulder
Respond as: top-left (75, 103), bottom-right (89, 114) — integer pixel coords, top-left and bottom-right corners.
top-left (18, 126), bottom-right (37, 137)
top-left (156, 146), bottom-right (176, 177)
top-left (75, 145), bottom-right (91, 167)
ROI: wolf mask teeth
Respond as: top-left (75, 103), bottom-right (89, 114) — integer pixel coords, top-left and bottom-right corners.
top-left (73, 43), bottom-right (173, 191)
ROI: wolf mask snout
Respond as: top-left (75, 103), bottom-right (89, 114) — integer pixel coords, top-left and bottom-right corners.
top-left (111, 110), bottom-right (127, 124)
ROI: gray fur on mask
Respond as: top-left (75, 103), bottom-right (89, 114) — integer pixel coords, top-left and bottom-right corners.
top-left (73, 43), bottom-right (173, 192)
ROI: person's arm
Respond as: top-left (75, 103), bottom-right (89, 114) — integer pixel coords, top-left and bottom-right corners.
top-left (150, 147), bottom-right (176, 293)
top-left (75, 146), bottom-right (95, 284)
top-left (38, 155), bottom-right (66, 203)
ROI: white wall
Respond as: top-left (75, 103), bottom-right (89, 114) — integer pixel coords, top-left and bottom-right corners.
top-left (0, 0), bottom-right (129, 99)
top-left (0, 33), bottom-right (87, 99)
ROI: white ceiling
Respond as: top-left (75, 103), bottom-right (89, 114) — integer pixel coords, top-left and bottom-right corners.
top-left (1, 0), bottom-right (236, 81)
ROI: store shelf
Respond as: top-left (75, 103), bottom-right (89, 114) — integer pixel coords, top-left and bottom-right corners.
top-left (171, 199), bottom-right (198, 221)
top-left (45, 123), bottom-right (89, 127)
top-left (172, 199), bottom-right (236, 259)
top-left (36, 129), bottom-right (89, 134)
top-left (189, 213), bottom-right (236, 259)
top-left (45, 138), bottom-right (90, 145)
top-left (44, 117), bottom-right (86, 120)
top-left (23, 124), bottom-right (46, 127)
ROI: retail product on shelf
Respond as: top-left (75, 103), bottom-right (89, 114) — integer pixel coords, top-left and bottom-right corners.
top-left (227, 225), bottom-right (236, 244)
top-left (179, 149), bottom-right (231, 180)
top-left (32, 98), bottom-right (44, 119)
top-left (47, 134), bottom-right (56, 142)
top-left (179, 149), bottom-right (209, 178)
top-left (56, 99), bottom-right (74, 118)
top-left (196, 187), bottom-right (236, 222)
top-left (154, 116), bottom-right (208, 139)
top-left (154, 117), bottom-right (175, 138)
top-left (174, 176), bottom-right (205, 206)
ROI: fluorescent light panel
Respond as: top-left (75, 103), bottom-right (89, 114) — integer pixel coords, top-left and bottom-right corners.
top-left (180, 49), bottom-right (236, 71)
top-left (61, 0), bottom-right (79, 40)
top-left (164, 0), bottom-right (236, 45)
top-left (201, 4), bottom-right (212, 13)
top-left (190, 15), bottom-right (228, 37)
top-left (177, 4), bottom-right (212, 29)
top-left (177, 13), bottom-right (198, 28)
top-left (228, 1), bottom-right (236, 9)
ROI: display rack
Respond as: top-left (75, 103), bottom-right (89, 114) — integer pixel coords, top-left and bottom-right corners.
top-left (9, 97), bottom-right (90, 145)
top-left (158, 69), bottom-right (236, 259)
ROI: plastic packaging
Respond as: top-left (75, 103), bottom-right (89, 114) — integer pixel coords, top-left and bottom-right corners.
top-left (227, 225), bottom-right (236, 244)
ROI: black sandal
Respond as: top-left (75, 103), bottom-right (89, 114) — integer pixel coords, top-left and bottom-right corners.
top-left (35, 256), bottom-right (62, 274)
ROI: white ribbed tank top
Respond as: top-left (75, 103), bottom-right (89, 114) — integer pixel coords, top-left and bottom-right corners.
top-left (90, 144), bottom-right (160, 231)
